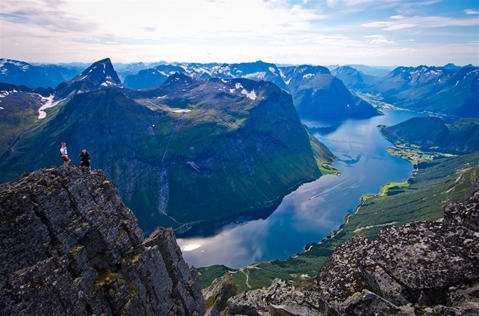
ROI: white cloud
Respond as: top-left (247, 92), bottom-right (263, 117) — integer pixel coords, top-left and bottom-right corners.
top-left (365, 35), bottom-right (394, 44)
top-left (465, 9), bottom-right (479, 15)
top-left (0, 0), bottom-right (477, 66)
top-left (362, 15), bottom-right (478, 30)
top-left (384, 23), bottom-right (417, 30)
top-left (327, 0), bottom-right (340, 7)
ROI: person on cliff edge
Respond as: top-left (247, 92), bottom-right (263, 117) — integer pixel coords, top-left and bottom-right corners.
top-left (79, 148), bottom-right (91, 172)
top-left (60, 142), bottom-right (71, 166)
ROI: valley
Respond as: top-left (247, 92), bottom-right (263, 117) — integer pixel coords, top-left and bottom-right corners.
top-left (1, 57), bottom-right (478, 303)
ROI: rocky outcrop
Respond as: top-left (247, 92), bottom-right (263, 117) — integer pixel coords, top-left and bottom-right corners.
top-left (318, 190), bottom-right (479, 314)
top-left (212, 190), bottom-right (479, 315)
top-left (226, 279), bottom-right (338, 316)
top-left (202, 273), bottom-right (238, 315)
top-left (0, 167), bottom-right (205, 315)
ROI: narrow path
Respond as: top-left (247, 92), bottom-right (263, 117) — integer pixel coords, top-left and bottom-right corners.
top-left (239, 269), bottom-right (252, 289)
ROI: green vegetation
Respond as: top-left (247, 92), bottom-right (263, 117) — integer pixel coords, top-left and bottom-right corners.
top-left (198, 153), bottom-right (479, 291)
top-left (378, 117), bottom-right (479, 155)
top-left (379, 180), bottom-right (409, 195)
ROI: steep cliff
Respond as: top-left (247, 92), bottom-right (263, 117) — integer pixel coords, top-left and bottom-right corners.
top-left (207, 189), bottom-right (479, 315)
top-left (0, 167), bottom-right (205, 315)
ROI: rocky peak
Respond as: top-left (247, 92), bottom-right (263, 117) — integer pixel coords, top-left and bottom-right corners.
top-left (55, 58), bottom-right (122, 99)
top-left (78, 58), bottom-right (121, 86)
top-left (0, 167), bottom-right (205, 315)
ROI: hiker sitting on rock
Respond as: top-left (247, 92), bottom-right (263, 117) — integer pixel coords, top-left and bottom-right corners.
top-left (79, 148), bottom-right (91, 172)
top-left (60, 142), bottom-right (71, 166)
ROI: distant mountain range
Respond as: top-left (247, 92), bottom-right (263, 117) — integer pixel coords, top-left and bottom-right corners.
top-left (122, 60), bottom-right (382, 121)
top-left (0, 59), bottom-right (83, 89)
top-left (0, 58), bottom-right (335, 234)
top-left (379, 116), bottom-right (479, 154)
top-left (333, 64), bottom-right (479, 118)
top-left (328, 64), bottom-right (394, 76)
top-left (1, 58), bottom-right (383, 121)
top-left (2, 59), bottom-right (477, 119)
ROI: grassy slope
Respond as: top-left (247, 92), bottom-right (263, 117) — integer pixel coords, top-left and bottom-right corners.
top-left (198, 153), bottom-right (479, 291)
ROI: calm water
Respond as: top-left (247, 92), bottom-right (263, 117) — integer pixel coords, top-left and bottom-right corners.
top-left (177, 110), bottom-right (424, 269)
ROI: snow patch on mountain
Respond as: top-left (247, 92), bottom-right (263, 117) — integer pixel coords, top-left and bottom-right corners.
top-left (38, 95), bottom-right (62, 119)
top-left (241, 89), bottom-right (256, 100)
top-left (100, 80), bottom-right (116, 87)
top-left (0, 91), bottom-right (11, 98)
top-left (172, 109), bottom-right (191, 113)
top-left (269, 67), bottom-right (276, 74)
top-left (244, 72), bottom-right (266, 80)
top-left (303, 73), bottom-right (314, 79)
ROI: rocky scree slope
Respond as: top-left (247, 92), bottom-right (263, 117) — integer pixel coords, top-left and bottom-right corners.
top-left (205, 189), bottom-right (479, 315)
top-left (0, 167), bottom-right (205, 315)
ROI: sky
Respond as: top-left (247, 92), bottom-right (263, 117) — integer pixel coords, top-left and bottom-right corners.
top-left (0, 0), bottom-right (478, 66)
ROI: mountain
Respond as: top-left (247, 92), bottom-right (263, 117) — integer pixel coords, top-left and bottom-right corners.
top-left (367, 65), bottom-right (479, 117)
top-left (0, 167), bottom-right (205, 315)
top-left (327, 64), bottom-right (394, 76)
top-left (0, 58), bottom-right (83, 89)
top-left (55, 57), bottom-right (122, 99)
top-left (379, 116), bottom-right (479, 154)
top-left (123, 62), bottom-right (381, 121)
top-left (0, 59), bottom-right (335, 234)
top-left (123, 61), bottom-right (287, 90)
top-left (280, 65), bottom-right (382, 120)
top-left (0, 82), bottom-right (55, 155)
top-left (115, 61), bottom-right (151, 81)
top-left (331, 65), bottom-right (377, 89)
top-left (123, 68), bottom-right (169, 89)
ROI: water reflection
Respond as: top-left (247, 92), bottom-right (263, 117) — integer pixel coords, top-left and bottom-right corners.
top-left (177, 110), bottom-right (425, 269)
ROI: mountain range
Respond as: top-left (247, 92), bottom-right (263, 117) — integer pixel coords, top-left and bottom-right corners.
top-left (0, 58), bottom-right (83, 89)
top-left (0, 58), bottom-right (335, 234)
top-left (122, 60), bottom-right (382, 121)
top-left (333, 64), bottom-right (479, 118)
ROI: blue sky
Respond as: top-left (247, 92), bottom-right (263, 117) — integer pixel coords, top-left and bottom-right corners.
top-left (1, 0), bottom-right (478, 66)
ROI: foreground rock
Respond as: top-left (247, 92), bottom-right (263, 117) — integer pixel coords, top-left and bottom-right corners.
top-left (0, 167), bottom-right (205, 315)
top-left (209, 190), bottom-right (479, 315)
